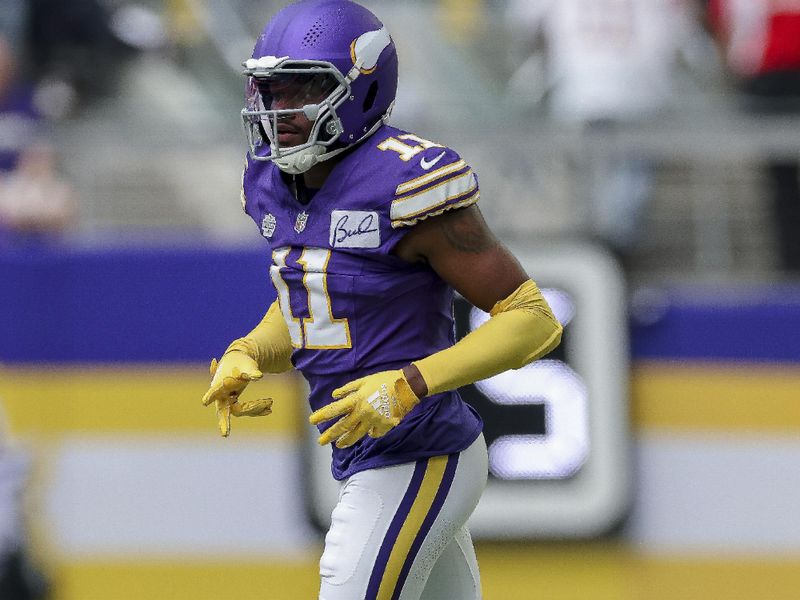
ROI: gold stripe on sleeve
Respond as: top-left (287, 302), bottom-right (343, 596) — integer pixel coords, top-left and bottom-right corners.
top-left (391, 190), bottom-right (480, 228)
top-left (395, 160), bottom-right (467, 195)
top-left (390, 171), bottom-right (476, 222)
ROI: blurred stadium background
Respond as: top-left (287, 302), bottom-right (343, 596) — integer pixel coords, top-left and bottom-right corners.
top-left (1, 0), bottom-right (800, 598)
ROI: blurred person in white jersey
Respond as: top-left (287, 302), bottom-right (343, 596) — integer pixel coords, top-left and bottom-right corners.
top-left (505, 0), bottom-right (707, 261)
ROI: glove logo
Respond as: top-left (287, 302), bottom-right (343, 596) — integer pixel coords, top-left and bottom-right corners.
top-left (367, 384), bottom-right (391, 419)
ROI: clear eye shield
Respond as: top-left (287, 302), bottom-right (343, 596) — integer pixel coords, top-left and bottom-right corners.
top-left (241, 59), bottom-right (350, 161)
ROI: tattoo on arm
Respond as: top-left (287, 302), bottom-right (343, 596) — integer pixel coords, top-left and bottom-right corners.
top-left (438, 207), bottom-right (498, 253)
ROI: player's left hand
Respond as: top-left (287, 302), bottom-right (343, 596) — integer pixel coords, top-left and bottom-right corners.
top-left (309, 369), bottom-right (420, 448)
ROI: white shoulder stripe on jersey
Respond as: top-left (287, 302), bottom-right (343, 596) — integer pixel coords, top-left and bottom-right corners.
top-left (391, 191), bottom-right (480, 228)
top-left (394, 160), bottom-right (467, 195)
top-left (391, 170), bottom-right (476, 221)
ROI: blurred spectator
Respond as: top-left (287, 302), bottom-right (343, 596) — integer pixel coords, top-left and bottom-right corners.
top-left (26, 0), bottom-right (136, 108)
top-left (0, 34), bottom-right (75, 242)
top-left (505, 0), bottom-right (701, 123)
top-left (704, 0), bottom-right (800, 272)
top-left (504, 0), bottom-right (707, 262)
top-left (0, 403), bottom-right (49, 600)
top-left (0, 0), bottom-right (29, 54)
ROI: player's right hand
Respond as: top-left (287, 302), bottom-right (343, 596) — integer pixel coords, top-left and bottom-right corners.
top-left (201, 351), bottom-right (273, 438)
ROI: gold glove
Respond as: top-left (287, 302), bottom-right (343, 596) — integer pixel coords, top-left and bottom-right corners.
top-left (201, 351), bottom-right (273, 437)
top-left (309, 369), bottom-right (420, 448)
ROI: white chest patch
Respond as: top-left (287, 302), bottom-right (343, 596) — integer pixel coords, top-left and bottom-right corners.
top-left (329, 210), bottom-right (381, 248)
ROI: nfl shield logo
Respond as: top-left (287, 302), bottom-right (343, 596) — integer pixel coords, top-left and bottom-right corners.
top-left (261, 213), bottom-right (276, 238)
top-left (295, 211), bottom-right (308, 233)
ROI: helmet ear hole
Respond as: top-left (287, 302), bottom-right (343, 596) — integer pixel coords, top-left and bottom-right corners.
top-left (363, 81), bottom-right (379, 113)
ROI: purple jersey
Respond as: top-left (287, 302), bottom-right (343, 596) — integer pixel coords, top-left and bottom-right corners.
top-left (242, 124), bottom-right (483, 479)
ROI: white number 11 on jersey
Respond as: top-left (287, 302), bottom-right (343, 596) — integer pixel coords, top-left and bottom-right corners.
top-left (270, 247), bottom-right (352, 350)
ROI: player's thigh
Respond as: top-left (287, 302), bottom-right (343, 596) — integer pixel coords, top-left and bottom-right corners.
top-left (318, 435), bottom-right (487, 600)
top-left (399, 439), bottom-right (486, 600)
top-left (416, 526), bottom-right (481, 600)
top-left (318, 459), bottom-right (422, 600)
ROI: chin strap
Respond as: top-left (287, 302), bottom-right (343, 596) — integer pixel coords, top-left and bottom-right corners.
top-left (274, 144), bottom-right (327, 175)
top-left (274, 105), bottom-right (395, 174)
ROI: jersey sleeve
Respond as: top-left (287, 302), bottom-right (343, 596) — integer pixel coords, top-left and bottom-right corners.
top-left (387, 146), bottom-right (480, 228)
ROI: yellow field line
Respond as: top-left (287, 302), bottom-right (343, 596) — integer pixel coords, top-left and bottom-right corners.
top-left (45, 544), bottom-right (800, 600)
top-left (631, 361), bottom-right (800, 432)
top-left (3, 362), bottom-right (799, 436)
top-left (0, 365), bottom-right (306, 437)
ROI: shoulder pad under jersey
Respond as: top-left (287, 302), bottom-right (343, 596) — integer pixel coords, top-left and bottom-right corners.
top-left (367, 127), bottom-right (480, 228)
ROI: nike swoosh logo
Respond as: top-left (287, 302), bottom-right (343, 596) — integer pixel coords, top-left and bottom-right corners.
top-left (420, 151), bottom-right (446, 170)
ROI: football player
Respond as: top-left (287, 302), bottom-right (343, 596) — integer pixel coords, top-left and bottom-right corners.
top-left (201, 1), bottom-right (563, 599)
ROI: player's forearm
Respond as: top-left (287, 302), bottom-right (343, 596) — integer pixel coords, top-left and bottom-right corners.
top-left (225, 300), bottom-right (294, 373)
top-left (410, 279), bottom-right (562, 397)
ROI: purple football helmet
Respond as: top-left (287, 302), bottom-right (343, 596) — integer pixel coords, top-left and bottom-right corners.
top-left (242, 0), bottom-right (398, 174)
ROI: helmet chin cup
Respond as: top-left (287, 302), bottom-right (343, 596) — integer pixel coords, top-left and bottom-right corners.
top-left (273, 144), bottom-right (326, 175)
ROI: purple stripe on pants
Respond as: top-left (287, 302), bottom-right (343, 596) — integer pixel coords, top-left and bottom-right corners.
top-left (365, 458), bottom-right (428, 600)
top-left (390, 453), bottom-right (460, 600)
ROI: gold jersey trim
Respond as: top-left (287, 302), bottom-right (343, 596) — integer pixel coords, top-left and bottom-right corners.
top-left (394, 159), bottom-right (467, 195)
top-left (390, 170), bottom-right (476, 221)
top-left (391, 191), bottom-right (480, 228)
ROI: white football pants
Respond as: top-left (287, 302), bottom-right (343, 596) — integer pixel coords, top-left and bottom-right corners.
top-left (318, 434), bottom-right (488, 600)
